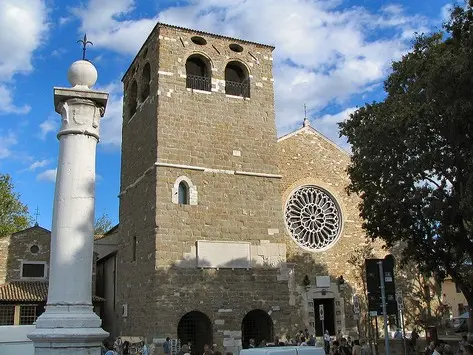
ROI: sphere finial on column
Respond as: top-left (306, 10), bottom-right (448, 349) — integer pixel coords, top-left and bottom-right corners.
top-left (67, 60), bottom-right (98, 89)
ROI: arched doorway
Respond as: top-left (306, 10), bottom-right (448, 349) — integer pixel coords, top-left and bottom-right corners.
top-left (177, 311), bottom-right (212, 355)
top-left (241, 309), bottom-right (273, 348)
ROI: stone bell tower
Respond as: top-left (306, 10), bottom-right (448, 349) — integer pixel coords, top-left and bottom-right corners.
top-left (117, 24), bottom-right (293, 352)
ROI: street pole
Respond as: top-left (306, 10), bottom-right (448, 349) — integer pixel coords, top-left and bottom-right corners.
top-left (378, 261), bottom-right (390, 355)
top-left (401, 310), bottom-right (407, 355)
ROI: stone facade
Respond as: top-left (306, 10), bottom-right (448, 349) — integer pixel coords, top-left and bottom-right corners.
top-left (0, 225), bottom-right (51, 283)
top-left (116, 23), bottom-right (385, 353)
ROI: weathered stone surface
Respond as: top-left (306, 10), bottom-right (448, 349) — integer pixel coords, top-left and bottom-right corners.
top-left (0, 226), bottom-right (51, 283)
top-left (115, 23), bottom-right (386, 351)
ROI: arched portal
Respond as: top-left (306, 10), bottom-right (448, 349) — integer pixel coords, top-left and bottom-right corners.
top-left (241, 309), bottom-right (273, 348)
top-left (177, 311), bottom-right (212, 355)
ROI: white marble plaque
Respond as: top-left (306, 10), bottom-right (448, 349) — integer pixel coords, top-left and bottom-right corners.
top-left (197, 241), bottom-right (251, 268)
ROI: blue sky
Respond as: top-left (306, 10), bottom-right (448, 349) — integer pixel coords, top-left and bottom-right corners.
top-left (0, 0), bottom-right (457, 230)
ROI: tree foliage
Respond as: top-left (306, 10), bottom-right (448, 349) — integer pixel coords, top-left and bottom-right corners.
top-left (0, 174), bottom-right (31, 237)
top-left (339, 4), bottom-right (473, 309)
top-left (94, 212), bottom-right (113, 235)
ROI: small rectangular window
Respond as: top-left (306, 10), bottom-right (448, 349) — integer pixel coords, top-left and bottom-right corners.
top-left (19, 305), bottom-right (38, 325)
top-left (21, 262), bottom-right (46, 278)
top-left (456, 283), bottom-right (462, 293)
top-left (132, 236), bottom-right (137, 262)
top-left (0, 305), bottom-right (15, 325)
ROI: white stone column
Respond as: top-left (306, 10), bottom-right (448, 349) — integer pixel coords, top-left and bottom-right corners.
top-left (28, 60), bottom-right (109, 354)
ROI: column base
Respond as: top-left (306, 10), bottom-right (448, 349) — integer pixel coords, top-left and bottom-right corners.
top-left (28, 305), bottom-right (109, 355)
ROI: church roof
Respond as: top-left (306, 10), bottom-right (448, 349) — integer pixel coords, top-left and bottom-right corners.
top-left (0, 281), bottom-right (105, 302)
top-left (277, 119), bottom-right (350, 156)
top-left (11, 225), bottom-right (50, 236)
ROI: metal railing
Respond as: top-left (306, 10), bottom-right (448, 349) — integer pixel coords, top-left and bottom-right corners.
top-left (186, 74), bottom-right (211, 92)
top-left (225, 79), bottom-right (250, 98)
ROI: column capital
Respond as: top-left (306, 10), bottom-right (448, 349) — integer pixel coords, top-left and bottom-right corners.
top-left (54, 88), bottom-right (109, 141)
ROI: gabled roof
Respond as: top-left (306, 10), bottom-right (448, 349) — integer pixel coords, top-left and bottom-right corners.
top-left (11, 225), bottom-right (51, 236)
top-left (277, 122), bottom-right (351, 156)
top-left (0, 281), bottom-right (105, 302)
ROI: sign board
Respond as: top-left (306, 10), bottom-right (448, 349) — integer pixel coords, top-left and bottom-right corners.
top-left (369, 310), bottom-right (378, 317)
top-left (353, 295), bottom-right (360, 314)
top-left (365, 256), bottom-right (398, 315)
top-left (319, 304), bottom-right (325, 321)
top-left (396, 291), bottom-right (404, 311)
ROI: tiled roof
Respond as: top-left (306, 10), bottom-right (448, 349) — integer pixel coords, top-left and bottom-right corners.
top-left (0, 281), bottom-right (105, 302)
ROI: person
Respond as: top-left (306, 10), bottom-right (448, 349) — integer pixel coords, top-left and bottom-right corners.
top-left (249, 339), bottom-right (256, 348)
top-left (122, 341), bottom-right (130, 355)
top-left (352, 339), bottom-right (362, 355)
top-left (332, 340), bottom-right (342, 355)
top-left (340, 338), bottom-right (351, 355)
top-left (178, 344), bottom-right (189, 355)
top-left (114, 337), bottom-right (123, 354)
top-left (163, 337), bottom-right (171, 355)
top-left (360, 340), bottom-right (371, 355)
top-left (204, 344), bottom-right (214, 355)
top-left (324, 330), bottom-right (331, 355)
top-left (141, 341), bottom-right (149, 355)
top-left (105, 341), bottom-right (117, 355)
top-left (393, 328), bottom-right (402, 339)
top-left (308, 335), bottom-right (316, 346)
top-left (432, 341), bottom-right (443, 355)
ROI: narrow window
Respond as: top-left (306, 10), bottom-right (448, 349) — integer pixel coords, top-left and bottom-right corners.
top-left (178, 181), bottom-right (189, 205)
top-left (132, 236), bottom-right (137, 262)
top-left (140, 63), bottom-right (151, 102)
top-left (129, 80), bottom-right (138, 117)
top-left (225, 61), bottom-right (250, 98)
top-left (186, 55), bottom-right (211, 91)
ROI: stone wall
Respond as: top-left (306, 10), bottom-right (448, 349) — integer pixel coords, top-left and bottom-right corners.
top-left (0, 226), bottom-right (51, 283)
top-left (116, 24), bottom-right (302, 349)
top-left (277, 127), bottom-right (386, 333)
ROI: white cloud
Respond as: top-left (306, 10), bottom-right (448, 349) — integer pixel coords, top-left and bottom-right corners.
top-left (96, 81), bottom-right (123, 148)
top-left (0, 131), bottom-right (17, 159)
top-left (72, 0), bottom-right (429, 148)
top-left (28, 159), bottom-right (50, 171)
top-left (38, 117), bottom-right (59, 139)
top-left (37, 168), bottom-right (57, 182)
top-left (0, 0), bottom-right (48, 114)
top-left (0, 85), bottom-right (31, 115)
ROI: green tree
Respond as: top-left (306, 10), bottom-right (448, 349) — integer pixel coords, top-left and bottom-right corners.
top-left (339, 3), bottom-right (473, 325)
top-left (0, 174), bottom-right (31, 237)
top-left (94, 212), bottom-right (113, 235)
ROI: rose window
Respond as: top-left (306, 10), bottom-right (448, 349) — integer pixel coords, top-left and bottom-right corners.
top-left (285, 185), bottom-right (342, 251)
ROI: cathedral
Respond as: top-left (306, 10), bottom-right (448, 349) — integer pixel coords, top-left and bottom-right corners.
top-left (113, 23), bottom-right (384, 353)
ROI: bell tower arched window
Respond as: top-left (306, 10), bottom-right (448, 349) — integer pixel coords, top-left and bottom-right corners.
top-left (186, 55), bottom-right (211, 91)
top-left (128, 80), bottom-right (138, 117)
top-left (225, 61), bottom-right (250, 98)
top-left (178, 181), bottom-right (189, 205)
top-left (140, 62), bottom-right (151, 102)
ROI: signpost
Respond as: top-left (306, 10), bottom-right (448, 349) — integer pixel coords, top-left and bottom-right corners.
top-left (319, 304), bottom-right (325, 335)
top-left (378, 261), bottom-right (390, 355)
top-left (396, 291), bottom-right (407, 355)
top-left (353, 295), bottom-right (361, 338)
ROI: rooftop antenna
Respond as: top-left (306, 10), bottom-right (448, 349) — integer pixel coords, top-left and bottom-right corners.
top-left (303, 103), bottom-right (310, 127)
top-left (77, 34), bottom-right (93, 60)
top-left (34, 207), bottom-right (40, 226)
